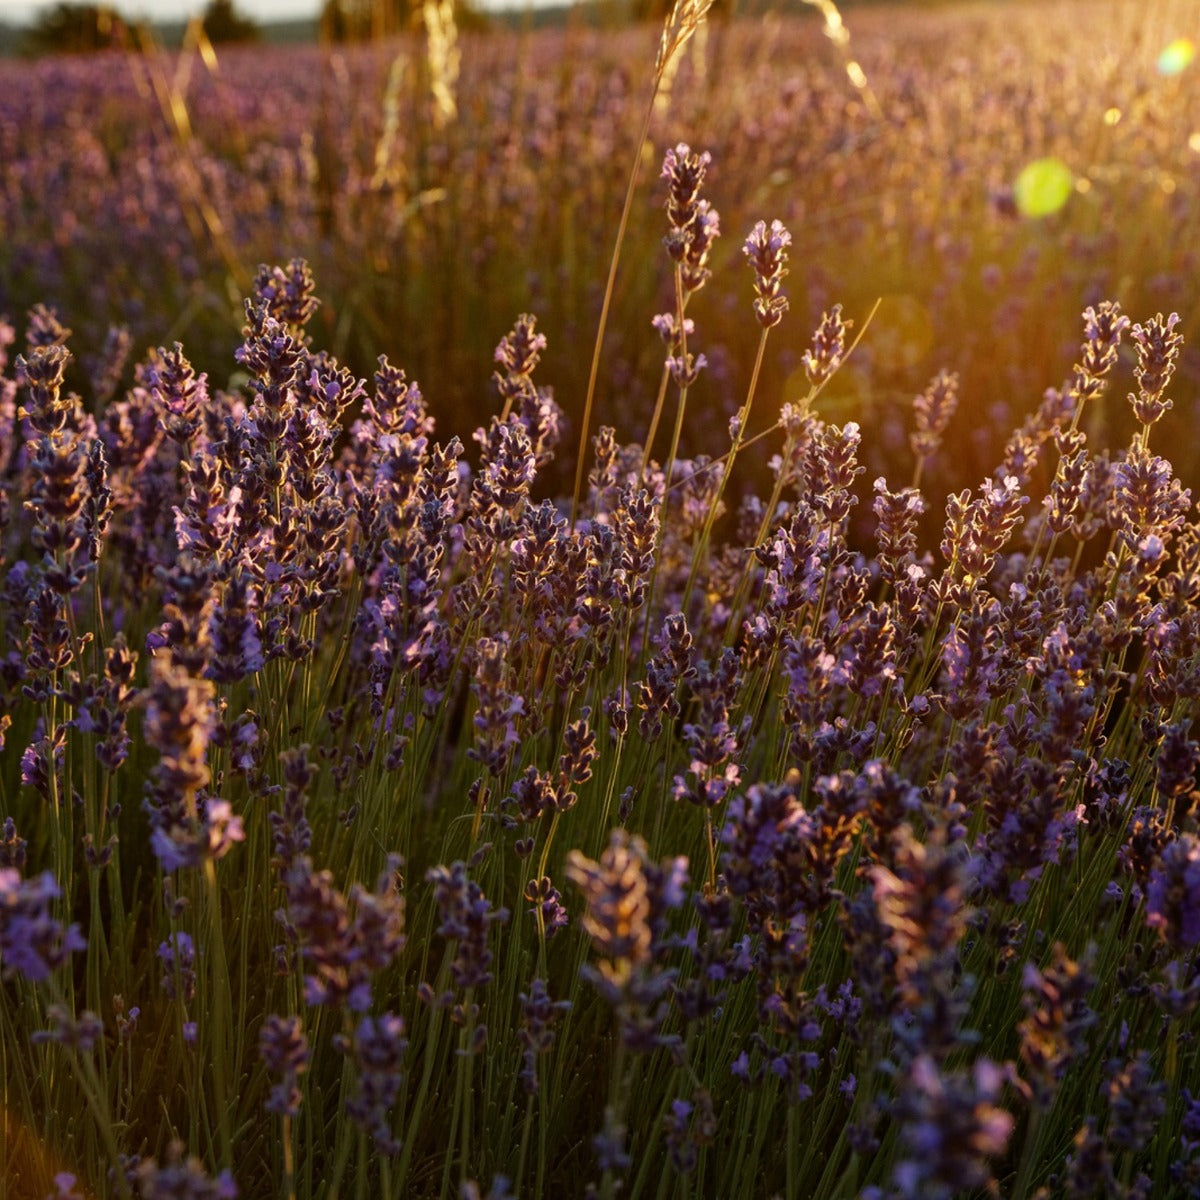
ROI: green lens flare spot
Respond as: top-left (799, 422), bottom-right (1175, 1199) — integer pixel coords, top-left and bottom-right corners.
top-left (1158, 37), bottom-right (1196, 75)
top-left (1014, 158), bottom-right (1074, 218)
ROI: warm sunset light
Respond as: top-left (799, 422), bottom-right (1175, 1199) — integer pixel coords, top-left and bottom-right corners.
top-left (3, 2), bottom-right (1200, 1199)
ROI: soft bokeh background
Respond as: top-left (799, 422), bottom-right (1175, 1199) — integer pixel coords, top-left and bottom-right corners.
top-left (2, 0), bottom-right (1199, 503)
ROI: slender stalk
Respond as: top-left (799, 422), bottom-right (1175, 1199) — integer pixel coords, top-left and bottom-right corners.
top-left (571, 86), bottom-right (660, 528)
top-left (281, 1113), bottom-right (297, 1200)
top-left (572, 0), bottom-right (714, 525)
top-left (682, 323), bottom-right (770, 615)
top-left (203, 857), bottom-right (234, 1167)
top-left (639, 364), bottom-right (674, 487)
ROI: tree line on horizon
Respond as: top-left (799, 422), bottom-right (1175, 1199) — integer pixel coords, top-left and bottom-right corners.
top-left (13, 0), bottom-right (968, 59)
top-left (17, 0), bottom-right (261, 54)
top-left (10, 0), bottom-right (733, 55)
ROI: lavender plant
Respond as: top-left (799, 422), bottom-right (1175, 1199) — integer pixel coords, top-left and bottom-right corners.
top-left (3, 3), bottom-right (1200, 1199)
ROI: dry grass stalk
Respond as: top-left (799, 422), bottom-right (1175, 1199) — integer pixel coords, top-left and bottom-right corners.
top-left (655, 0), bottom-right (716, 83)
top-left (423, 0), bottom-right (460, 130)
top-left (372, 53), bottom-right (411, 191)
top-left (801, 0), bottom-right (883, 120)
top-left (571, 0), bottom-right (717, 525)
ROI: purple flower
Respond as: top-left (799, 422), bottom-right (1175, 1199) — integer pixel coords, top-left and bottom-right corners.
top-left (651, 312), bottom-right (695, 348)
top-left (1112, 442), bottom-right (1191, 551)
top-left (938, 597), bottom-right (1003, 720)
top-left (259, 1014), bottom-right (309, 1117)
top-left (891, 1056), bottom-right (1014, 1200)
top-left (567, 832), bottom-right (687, 1052)
top-left (460, 1178), bottom-right (515, 1200)
top-left (1146, 834), bottom-right (1200, 948)
top-left (426, 861), bottom-right (508, 991)
top-left (911, 368), bottom-right (959, 465)
top-left (494, 312), bottom-right (547, 377)
top-left (666, 350), bottom-right (707, 387)
top-left (149, 797), bottom-right (244, 875)
top-left (466, 635), bottom-right (525, 778)
top-left (592, 1105), bottom-right (631, 1174)
top-left (282, 854), bottom-right (405, 1011)
top-left (1106, 1053), bottom-right (1166, 1152)
top-left (523, 876), bottom-right (569, 938)
top-left (1129, 311), bottom-right (1182, 426)
top-left (672, 650), bottom-right (742, 808)
top-left (339, 1012), bottom-right (408, 1156)
top-left (16, 344), bottom-right (73, 437)
top-left (722, 772), bottom-right (858, 922)
top-left (469, 417), bottom-right (536, 536)
top-left (46, 1173), bottom-right (86, 1200)
top-left (661, 144), bottom-right (719, 293)
top-left (743, 219), bottom-right (791, 328)
top-left (0, 869), bottom-right (85, 983)
top-left (148, 344), bottom-right (208, 446)
top-left (30, 1005), bottom-right (104, 1052)
top-left (661, 143), bottom-right (711, 231)
top-left (662, 1088), bottom-right (716, 1174)
top-left (802, 305), bottom-right (850, 387)
top-left (252, 258), bottom-right (319, 331)
top-left (517, 977), bottom-right (570, 1096)
top-left (157, 931), bottom-right (197, 1002)
top-left (869, 823), bottom-right (970, 1051)
top-left (0, 819), bottom-right (25, 871)
top-left (568, 833), bottom-right (660, 966)
top-left (141, 651), bottom-right (215, 798)
top-left (134, 1142), bottom-right (237, 1199)
top-left (1017, 943), bottom-right (1097, 1104)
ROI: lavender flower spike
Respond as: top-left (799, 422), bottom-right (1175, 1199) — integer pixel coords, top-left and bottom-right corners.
top-left (803, 305), bottom-right (850, 387)
top-left (0, 869), bottom-right (85, 982)
top-left (743, 219), bottom-right (791, 328)
top-left (1146, 835), bottom-right (1200, 949)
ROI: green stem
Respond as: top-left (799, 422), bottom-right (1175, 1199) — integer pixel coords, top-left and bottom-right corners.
top-left (682, 323), bottom-right (770, 617)
top-left (571, 83), bottom-right (661, 528)
top-left (202, 857), bottom-right (234, 1166)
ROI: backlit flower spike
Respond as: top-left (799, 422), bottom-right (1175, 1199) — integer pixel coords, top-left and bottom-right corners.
top-left (743, 218), bottom-right (791, 329)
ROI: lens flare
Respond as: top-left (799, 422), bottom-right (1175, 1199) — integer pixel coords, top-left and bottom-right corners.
top-left (1014, 157), bottom-right (1074, 218)
top-left (1158, 37), bottom-right (1196, 75)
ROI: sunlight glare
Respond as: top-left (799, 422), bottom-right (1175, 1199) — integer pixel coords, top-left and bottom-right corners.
top-left (1014, 157), bottom-right (1074, 218)
top-left (1157, 37), bottom-right (1196, 75)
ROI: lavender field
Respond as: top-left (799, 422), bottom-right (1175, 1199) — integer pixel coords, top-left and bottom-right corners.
top-left (2, 0), bottom-right (1200, 1196)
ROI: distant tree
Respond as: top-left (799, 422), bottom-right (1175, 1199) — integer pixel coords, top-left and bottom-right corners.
top-left (319, 0), bottom-right (486, 42)
top-left (21, 3), bottom-right (130, 55)
top-left (200, 0), bottom-right (261, 43)
top-left (319, 0), bottom-right (409, 40)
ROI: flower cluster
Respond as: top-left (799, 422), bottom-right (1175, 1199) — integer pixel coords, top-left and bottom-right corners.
top-left (0, 869), bottom-right (84, 982)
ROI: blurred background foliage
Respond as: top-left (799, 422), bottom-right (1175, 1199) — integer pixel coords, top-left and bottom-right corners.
top-left (1, 0), bottom-right (1199, 507)
top-left (18, 0), bottom-right (262, 52)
